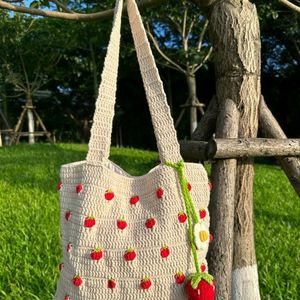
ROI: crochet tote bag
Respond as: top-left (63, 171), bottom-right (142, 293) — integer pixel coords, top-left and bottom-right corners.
top-left (54, 0), bottom-right (214, 299)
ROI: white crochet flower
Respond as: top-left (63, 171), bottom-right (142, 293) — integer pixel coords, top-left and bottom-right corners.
top-left (194, 223), bottom-right (210, 251)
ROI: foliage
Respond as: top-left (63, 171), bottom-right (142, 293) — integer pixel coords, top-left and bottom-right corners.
top-left (0, 144), bottom-right (298, 299)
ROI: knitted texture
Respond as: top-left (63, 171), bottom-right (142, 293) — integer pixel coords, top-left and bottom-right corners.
top-left (54, 0), bottom-right (211, 299)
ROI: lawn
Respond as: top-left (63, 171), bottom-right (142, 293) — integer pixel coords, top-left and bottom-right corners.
top-left (0, 144), bottom-right (299, 299)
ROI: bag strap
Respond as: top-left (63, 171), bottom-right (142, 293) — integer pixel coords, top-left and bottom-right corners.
top-left (87, 0), bottom-right (182, 164)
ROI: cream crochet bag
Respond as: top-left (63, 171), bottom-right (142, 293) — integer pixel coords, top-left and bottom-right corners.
top-left (54, 0), bottom-right (214, 299)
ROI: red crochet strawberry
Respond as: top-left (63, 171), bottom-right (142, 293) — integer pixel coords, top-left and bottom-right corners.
top-left (156, 187), bottom-right (164, 199)
top-left (145, 217), bottom-right (156, 229)
top-left (140, 276), bottom-right (152, 289)
top-left (199, 209), bottom-right (207, 219)
top-left (209, 234), bottom-right (213, 243)
top-left (130, 195), bottom-right (140, 205)
top-left (65, 211), bottom-right (71, 221)
top-left (57, 181), bottom-right (62, 190)
top-left (72, 275), bottom-right (83, 287)
top-left (186, 273), bottom-right (215, 300)
top-left (64, 295), bottom-right (70, 300)
top-left (104, 189), bottom-right (114, 200)
top-left (208, 181), bottom-right (213, 191)
top-left (66, 243), bottom-right (72, 252)
top-left (178, 211), bottom-right (187, 223)
top-left (201, 263), bottom-right (206, 272)
top-left (90, 247), bottom-right (103, 261)
top-left (175, 272), bottom-right (185, 284)
top-left (117, 217), bottom-right (127, 230)
top-left (76, 183), bottom-right (83, 193)
top-left (124, 248), bottom-right (137, 261)
top-left (187, 182), bottom-right (192, 191)
top-left (160, 246), bottom-right (170, 258)
top-left (84, 216), bottom-right (96, 228)
top-left (59, 262), bottom-right (64, 271)
top-left (107, 278), bottom-right (116, 289)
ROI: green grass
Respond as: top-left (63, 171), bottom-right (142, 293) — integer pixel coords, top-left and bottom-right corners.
top-left (0, 144), bottom-right (299, 299)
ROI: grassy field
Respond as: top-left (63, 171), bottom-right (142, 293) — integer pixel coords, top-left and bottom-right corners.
top-left (0, 143), bottom-right (299, 299)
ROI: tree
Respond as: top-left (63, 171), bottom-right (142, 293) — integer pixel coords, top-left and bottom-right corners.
top-left (145, 0), bottom-right (212, 135)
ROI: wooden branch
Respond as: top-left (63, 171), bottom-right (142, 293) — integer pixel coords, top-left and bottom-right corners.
top-left (197, 18), bottom-right (209, 52)
top-left (0, 0), bottom-right (167, 21)
top-left (279, 0), bottom-right (300, 14)
top-left (51, 0), bottom-right (75, 14)
top-left (193, 46), bottom-right (213, 72)
top-left (192, 95), bottom-right (217, 141)
top-left (146, 23), bottom-right (186, 74)
top-left (179, 138), bottom-right (300, 161)
top-left (259, 96), bottom-right (300, 197)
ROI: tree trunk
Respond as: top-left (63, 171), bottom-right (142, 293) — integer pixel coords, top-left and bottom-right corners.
top-left (186, 73), bottom-right (198, 136)
top-left (208, 0), bottom-right (261, 299)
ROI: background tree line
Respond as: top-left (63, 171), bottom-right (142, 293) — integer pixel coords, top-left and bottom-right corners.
top-left (0, 0), bottom-right (299, 150)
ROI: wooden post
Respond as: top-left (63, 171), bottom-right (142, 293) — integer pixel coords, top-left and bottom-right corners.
top-left (259, 97), bottom-right (300, 196)
top-left (207, 0), bottom-right (261, 298)
top-left (209, 99), bottom-right (239, 299)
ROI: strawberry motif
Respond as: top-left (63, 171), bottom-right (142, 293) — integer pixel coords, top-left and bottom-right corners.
top-left (84, 216), bottom-right (96, 228)
top-left (208, 181), bottom-right (213, 191)
top-left (187, 182), bottom-right (192, 192)
top-left (186, 276), bottom-right (215, 300)
top-left (201, 263), bottom-right (206, 272)
top-left (199, 209), bottom-right (207, 219)
top-left (72, 275), bottom-right (83, 287)
top-left (57, 181), bottom-right (62, 190)
top-left (140, 276), bottom-right (152, 289)
top-left (130, 195), bottom-right (140, 205)
top-left (178, 211), bottom-right (187, 223)
top-left (117, 217), bottom-right (127, 230)
top-left (90, 247), bottom-right (103, 261)
top-left (107, 278), bottom-right (116, 289)
top-left (64, 295), bottom-right (70, 300)
top-left (175, 272), bottom-right (185, 284)
top-left (160, 246), bottom-right (170, 258)
top-left (156, 187), bottom-right (164, 199)
top-left (66, 243), bottom-right (72, 252)
top-left (145, 218), bottom-right (156, 229)
top-left (124, 248), bottom-right (137, 261)
top-left (59, 262), bottom-right (64, 271)
top-left (104, 189), bottom-right (114, 200)
top-left (76, 183), bottom-right (83, 194)
top-left (209, 234), bottom-right (213, 243)
top-left (65, 211), bottom-right (71, 221)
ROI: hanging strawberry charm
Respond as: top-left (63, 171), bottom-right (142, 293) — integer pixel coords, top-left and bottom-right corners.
top-left (186, 273), bottom-right (215, 300)
top-left (84, 216), bottom-right (96, 228)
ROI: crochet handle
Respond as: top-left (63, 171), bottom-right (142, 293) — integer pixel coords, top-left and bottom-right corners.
top-left (87, 0), bottom-right (182, 164)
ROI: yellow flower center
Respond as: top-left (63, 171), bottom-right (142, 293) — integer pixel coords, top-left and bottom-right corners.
top-left (199, 230), bottom-right (209, 242)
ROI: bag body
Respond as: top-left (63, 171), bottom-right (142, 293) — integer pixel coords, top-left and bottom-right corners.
top-left (54, 0), bottom-right (212, 299)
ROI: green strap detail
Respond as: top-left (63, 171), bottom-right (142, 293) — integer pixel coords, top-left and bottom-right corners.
top-left (165, 160), bottom-right (200, 273)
